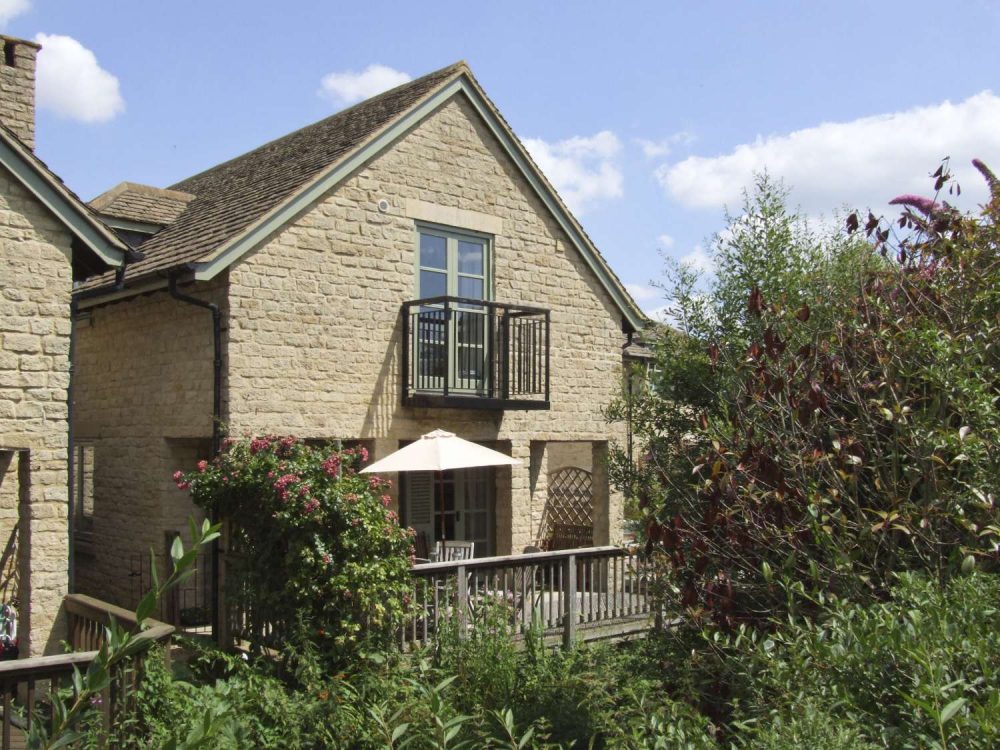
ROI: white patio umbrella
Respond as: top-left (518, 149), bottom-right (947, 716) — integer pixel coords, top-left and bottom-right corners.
top-left (360, 429), bottom-right (521, 543)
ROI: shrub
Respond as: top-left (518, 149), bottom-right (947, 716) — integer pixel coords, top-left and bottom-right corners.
top-left (733, 572), bottom-right (1000, 749)
top-left (614, 162), bottom-right (1000, 627)
top-left (176, 436), bottom-right (414, 668)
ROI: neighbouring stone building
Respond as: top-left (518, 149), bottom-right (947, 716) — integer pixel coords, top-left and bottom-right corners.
top-left (0, 35), bottom-right (124, 655)
top-left (73, 63), bottom-right (647, 615)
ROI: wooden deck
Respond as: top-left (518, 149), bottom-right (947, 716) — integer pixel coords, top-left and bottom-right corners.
top-left (404, 545), bottom-right (658, 649)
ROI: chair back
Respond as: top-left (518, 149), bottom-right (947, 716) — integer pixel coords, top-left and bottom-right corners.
top-left (436, 539), bottom-right (475, 561)
top-left (414, 530), bottom-right (430, 561)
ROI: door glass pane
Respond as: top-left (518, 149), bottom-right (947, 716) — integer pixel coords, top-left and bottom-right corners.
top-left (458, 240), bottom-right (484, 275)
top-left (419, 269), bottom-right (447, 298)
top-left (457, 276), bottom-right (484, 300)
top-left (420, 233), bottom-right (447, 269)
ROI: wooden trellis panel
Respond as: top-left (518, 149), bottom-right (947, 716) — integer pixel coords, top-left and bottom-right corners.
top-left (547, 467), bottom-right (593, 526)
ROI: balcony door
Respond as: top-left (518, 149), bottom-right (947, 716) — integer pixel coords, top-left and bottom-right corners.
top-left (415, 227), bottom-right (491, 394)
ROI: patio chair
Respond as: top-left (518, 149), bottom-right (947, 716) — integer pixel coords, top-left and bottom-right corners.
top-left (413, 531), bottom-right (432, 564)
top-left (435, 539), bottom-right (475, 561)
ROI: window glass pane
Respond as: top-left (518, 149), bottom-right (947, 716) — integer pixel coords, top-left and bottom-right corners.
top-left (419, 233), bottom-right (447, 269)
top-left (457, 240), bottom-right (484, 275)
top-left (420, 270), bottom-right (447, 298)
top-left (457, 276), bottom-right (484, 300)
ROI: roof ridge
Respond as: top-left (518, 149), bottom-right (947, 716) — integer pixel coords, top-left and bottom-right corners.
top-left (169, 60), bottom-right (467, 192)
top-left (90, 181), bottom-right (195, 211)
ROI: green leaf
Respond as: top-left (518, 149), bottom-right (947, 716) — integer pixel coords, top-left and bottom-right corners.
top-left (391, 723), bottom-right (409, 742)
top-left (136, 589), bottom-right (158, 624)
top-left (171, 534), bottom-right (184, 564)
top-left (940, 697), bottom-right (966, 724)
top-left (962, 555), bottom-right (976, 574)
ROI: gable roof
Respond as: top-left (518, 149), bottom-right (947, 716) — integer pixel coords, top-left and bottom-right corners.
top-left (77, 63), bottom-right (646, 330)
top-left (0, 124), bottom-right (125, 270)
top-left (91, 182), bottom-right (195, 227)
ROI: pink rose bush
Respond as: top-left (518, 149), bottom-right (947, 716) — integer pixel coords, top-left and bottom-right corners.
top-left (174, 436), bottom-right (412, 667)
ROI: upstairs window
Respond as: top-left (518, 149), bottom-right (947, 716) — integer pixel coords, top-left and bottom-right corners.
top-left (417, 225), bottom-right (491, 302)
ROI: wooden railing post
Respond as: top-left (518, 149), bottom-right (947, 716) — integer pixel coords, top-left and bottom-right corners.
top-left (456, 564), bottom-right (468, 638)
top-left (563, 554), bottom-right (577, 649)
top-left (216, 522), bottom-right (230, 649)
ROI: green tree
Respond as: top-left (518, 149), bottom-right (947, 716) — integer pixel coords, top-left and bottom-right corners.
top-left (610, 163), bottom-right (1000, 625)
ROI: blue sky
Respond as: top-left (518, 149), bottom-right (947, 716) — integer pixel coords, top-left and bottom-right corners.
top-left (4, 1), bottom-right (1000, 316)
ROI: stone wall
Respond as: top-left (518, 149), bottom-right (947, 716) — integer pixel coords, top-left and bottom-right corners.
top-left (0, 167), bottom-right (73, 655)
top-left (225, 95), bottom-right (626, 553)
top-left (73, 283), bottom-right (220, 608)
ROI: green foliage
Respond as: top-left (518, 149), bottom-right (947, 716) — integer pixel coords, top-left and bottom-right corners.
top-left (733, 572), bottom-right (1000, 749)
top-left (177, 436), bottom-right (413, 667)
top-left (610, 164), bottom-right (1000, 627)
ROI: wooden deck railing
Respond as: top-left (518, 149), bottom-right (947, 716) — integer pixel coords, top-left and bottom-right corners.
top-left (404, 545), bottom-right (655, 649)
top-left (0, 594), bottom-right (174, 749)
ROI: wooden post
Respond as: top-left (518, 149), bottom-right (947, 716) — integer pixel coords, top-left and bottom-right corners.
top-left (215, 522), bottom-right (230, 650)
top-left (456, 564), bottom-right (468, 638)
top-left (563, 554), bottom-right (577, 649)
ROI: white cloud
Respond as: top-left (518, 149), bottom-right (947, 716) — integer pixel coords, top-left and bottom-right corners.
top-left (318, 64), bottom-right (411, 106)
top-left (679, 245), bottom-right (714, 274)
top-left (625, 282), bottom-right (660, 303)
top-left (0, 0), bottom-right (29, 24)
top-left (656, 233), bottom-right (675, 248)
top-left (33, 34), bottom-right (123, 123)
top-left (523, 130), bottom-right (623, 214)
top-left (635, 131), bottom-right (694, 159)
top-left (658, 92), bottom-right (1000, 215)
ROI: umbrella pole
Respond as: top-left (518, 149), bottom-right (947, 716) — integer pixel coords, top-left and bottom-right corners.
top-left (438, 470), bottom-right (446, 543)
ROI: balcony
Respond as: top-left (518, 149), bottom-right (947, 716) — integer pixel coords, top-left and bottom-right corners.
top-left (401, 296), bottom-right (550, 410)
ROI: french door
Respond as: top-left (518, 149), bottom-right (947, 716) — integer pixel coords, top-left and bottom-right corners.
top-left (415, 227), bottom-right (491, 394)
top-left (403, 467), bottom-right (495, 557)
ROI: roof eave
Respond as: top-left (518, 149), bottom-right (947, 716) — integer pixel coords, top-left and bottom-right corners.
top-left (0, 130), bottom-right (126, 269)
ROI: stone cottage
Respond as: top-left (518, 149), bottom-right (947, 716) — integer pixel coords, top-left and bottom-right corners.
top-left (0, 35), bottom-right (125, 655)
top-left (73, 62), bottom-right (646, 615)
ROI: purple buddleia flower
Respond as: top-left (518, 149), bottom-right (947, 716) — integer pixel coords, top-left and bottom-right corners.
top-left (888, 194), bottom-right (939, 215)
top-left (972, 158), bottom-right (1000, 198)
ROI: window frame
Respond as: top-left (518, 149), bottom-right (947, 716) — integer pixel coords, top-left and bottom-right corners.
top-left (414, 222), bottom-right (493, 303)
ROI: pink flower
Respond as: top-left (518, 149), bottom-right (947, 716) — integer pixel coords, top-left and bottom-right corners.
top-left (177, 481), bottom-right (190, 491)
top-left (344, 493), bottom-right (358, 504)
top-left (172, 470), bottom-right (184, 482)
top-left (358, 446), bottom-right (369, 463)
top-left (303, 498), bottom-right (320, 514)
top-left (387, 510), bottom-right (398, 522)
top-left (250, 437), bottom-right (271, 454)
top-left (322, 554), bottom-right (332, 565)
top-left (381, 494), bottom-right (392, 507)
top-left (273, 474), bottom-right (300, 490)
top-left (322, 454), bottom-right (341, 477)
top-left (197, 460), bottom-right (208, 473)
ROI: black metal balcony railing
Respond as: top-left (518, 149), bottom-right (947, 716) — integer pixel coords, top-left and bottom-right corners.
top-left (401, 296), bottom-right (550, 410)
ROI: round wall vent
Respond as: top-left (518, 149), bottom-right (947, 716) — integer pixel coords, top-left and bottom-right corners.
top-left (377, 199), bottom-right (390, 213)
